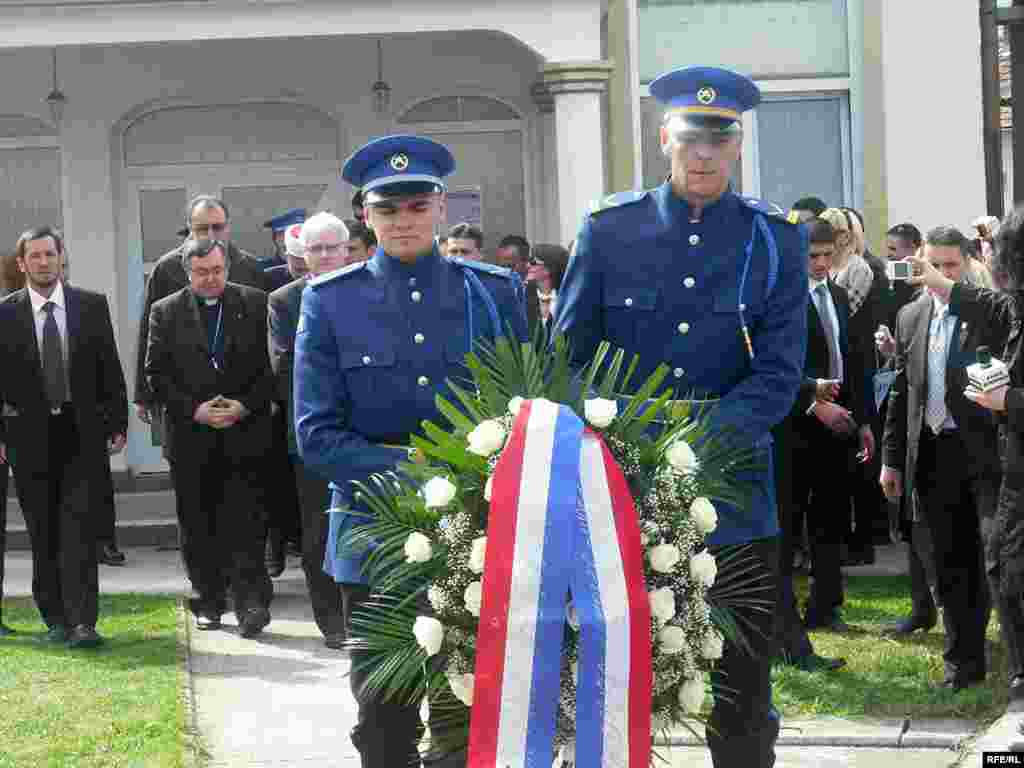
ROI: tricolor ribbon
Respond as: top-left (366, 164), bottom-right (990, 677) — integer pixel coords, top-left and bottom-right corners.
top-left (468, 399), bottom-right (652, 768)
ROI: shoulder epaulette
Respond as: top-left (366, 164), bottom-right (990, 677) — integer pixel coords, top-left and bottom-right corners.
top-left (446, 256), bottom-right (515, 280)
top-left (308, 260), bottom-right (367, 288)
top-left (588, 190), bottom-right (648, 216)
top-left (739, 196), bottom-right (796, 224)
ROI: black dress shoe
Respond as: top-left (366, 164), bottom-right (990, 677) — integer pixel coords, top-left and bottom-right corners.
top-left (324, 633), bottom-right (346, 650)
top-left (881, 615), bottom-right (937, 635)
top-left (195, 611), bottom-right (222, 631)
top-left (67, 625), bottom-right (104, 649)
top-left (98, 543), bottom-right (126, 567)
top-left (786, 653), bottom-right (847, 672)
top-left (936, 672), bottom-right (985, 693)
top-left (804, 613), bottom-right (851, 633)
top-left (42, 624), bottom-right (68, 643)
top-left (239, 608), bottom-right (270, 639)
top-left (0, 623), bottom-right (15, 637)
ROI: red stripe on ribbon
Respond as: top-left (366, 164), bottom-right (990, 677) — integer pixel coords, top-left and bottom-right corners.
top-left (467, 401), bottom-right (532, 768)
top-left (599, 437), bottom-right (653, 768)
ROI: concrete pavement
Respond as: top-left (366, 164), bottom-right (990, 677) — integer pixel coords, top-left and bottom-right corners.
top-left (0, 545), bottom-right (999, 766)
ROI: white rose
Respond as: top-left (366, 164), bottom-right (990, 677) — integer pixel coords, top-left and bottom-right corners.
top-left (678, 676), bottom-right (706, 714)
top-left (423, 476), bottom-right (457, 509)
top-left (413, 616), bottom-right (444, 657)
top-left (469, 537), bottom-right (487, 574)
top-left (446, 671), bottom-right (475, 707)
top-left (467, 419), bottom-right (507, 457)
top-left (666, 440), bottom-right (699, 475)
top-left (508, 396), bottom-right (525, 416)
top-left (690, 497), bottom-right (718, 535)
top-left (701, 629), bottom-right (724, 660)
top-left (657, 625), bottom-right (687, 654)
top-left (484, 476), bottom-right (493, 502)
top-left (404, 532), bottom-right (433, 563)
top-left (584, 397), bottom-right (618, 429)
top-left (648, 543), bottom-right (681, 574)
top-left (464, 581), bottom-right (483, 617)
top-left (419, 697), bottom-right (430, 725)
top-left (648, 587), bottom-right (677, 623)
top-left (566, 601), bottom-right (580, 630)
top-left (690, 550), bottom-right (717, 588)
top-left (427, 586), bottom-right (446, 612)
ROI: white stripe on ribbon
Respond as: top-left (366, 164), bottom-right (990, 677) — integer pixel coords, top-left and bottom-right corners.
top-left (579, 435), bottom-right (631, 767)
top-left (495, 398), bottom-right (560, 766)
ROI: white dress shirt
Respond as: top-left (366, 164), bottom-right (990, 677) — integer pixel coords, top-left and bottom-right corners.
top-left (809, 278), bottom-right (843, 383)
top-left (27, 280), bottom-right (71, 399)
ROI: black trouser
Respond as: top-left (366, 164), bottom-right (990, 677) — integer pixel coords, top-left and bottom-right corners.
top-left (294, 458), bottom-right (344, 638)
top-left (847, 430), bottom-right (886, 557)
top-left (907, 520), bottom-right (939, 620)
top-left (0, 460), bottom-right (8, 619)
top-left (344, 584), bottom-right (465, 768)
top-left (771, 426), bottom-right (813, 661)
top-left (265, 406), bottom-right (301, 558)
top-left (794, 422), bottom-right (851, 622)
top-left (11, 410), bottom-right (100, 629)
top-left (171, 448), bottom-right (272, 621)
top-left (707, 536), bottom-right (780, 768)
top-left (916, 429), bottom-right (993, 681)
top-left (986, 484), bottom-right (1024, 686)
top-left (95, 458), bottom-right (117, 545)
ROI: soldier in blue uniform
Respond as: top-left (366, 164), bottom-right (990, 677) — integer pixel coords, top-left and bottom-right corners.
top-left (294, 135), bottom-right (528, 768)
top-left (553, 66), bottom-right (809, 768)
top-left (259, 208), bottom-right (306, 271)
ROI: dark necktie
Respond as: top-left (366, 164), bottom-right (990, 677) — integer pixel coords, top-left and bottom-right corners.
top-left (42, 301), bottom-right (67, 408)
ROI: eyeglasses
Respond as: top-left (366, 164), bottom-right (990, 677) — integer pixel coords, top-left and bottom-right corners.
top-left (528, 256), bottom-right (546, 267)
top-left (191, 265), bottom-right (225, 280)
top-left (191, 222), bottom-right (228, 236)
top-left (306, 242), bottom-right (343, 256)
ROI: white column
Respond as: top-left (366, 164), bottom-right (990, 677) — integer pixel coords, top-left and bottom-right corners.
top-left (59, 103), bottom-right (126, 470)
top-left (880, 0), bottom-right (986, 232)
top-left (543, 61), bottom-right (613, 247)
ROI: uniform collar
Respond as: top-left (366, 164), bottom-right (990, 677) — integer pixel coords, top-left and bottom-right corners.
top-left (371, 244), bottom-right (443, 286)
top-left (655, 180), bottom-right (739, 226)
top-left (28, 280), bottom-right (65, 312)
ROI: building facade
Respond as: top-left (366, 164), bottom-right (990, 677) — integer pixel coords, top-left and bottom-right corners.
top-left (0, 0), bottom-right (992, 474)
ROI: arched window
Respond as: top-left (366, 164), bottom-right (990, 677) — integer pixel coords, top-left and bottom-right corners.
top-left (399, 96), bottom-right (519, 124)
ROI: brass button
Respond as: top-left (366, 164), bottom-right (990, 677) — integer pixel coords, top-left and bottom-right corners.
top-left (417, 375), bottom-right (430, 387)
top-left (678, 322), bottom-right (690, 335)
top-left (689, 234), bottom-right (700, 246)
top-left (411, 291), bottom-right (422, 303)
top-left (414, 333), bottom-right (425, 344)
top-left (673, 367), bottom-right (685, 378)
top-left (362, 355), bottom-right (372, 365)
top-left (625, 297), bottom-right (634, 307)
top-left (683, 277), bottom-right (696, 289)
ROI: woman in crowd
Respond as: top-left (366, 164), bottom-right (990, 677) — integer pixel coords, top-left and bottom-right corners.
top-left (821, 207), bottom-right (889, 566)
top-left (527, 243), bottom-right (570, 328)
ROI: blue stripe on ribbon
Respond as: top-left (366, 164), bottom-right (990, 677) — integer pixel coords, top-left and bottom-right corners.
top-left (523, 404), bottom-right (582, 765)
top-left (572, 445), bottom-right (608, 768)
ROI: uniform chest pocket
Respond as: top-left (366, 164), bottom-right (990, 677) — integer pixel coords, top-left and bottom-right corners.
top-left (340, 346), bottom-right (398, 404)
top-left (603, 285), bottom-right (658, 350)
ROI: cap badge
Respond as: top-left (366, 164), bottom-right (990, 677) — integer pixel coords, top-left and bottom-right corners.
top-left (697, 86), bottom-right (716, 105)
top-left (390, 153), bottom-right (410, 172)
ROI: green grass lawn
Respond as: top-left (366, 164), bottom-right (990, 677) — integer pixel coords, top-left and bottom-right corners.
top-left (0, 594), bottom-right (184, 768)
top-left (773, 574), bottom-right (1007, 723)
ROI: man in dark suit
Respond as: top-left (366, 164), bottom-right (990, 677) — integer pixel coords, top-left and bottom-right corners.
top-left (145, 238), bottom-right (275, 638)
top-left (134, 196), bottom-right (267, 424)
top-left (263, 211), bottom-right (309, 293)
top-left (0, 226), bottom-right (128, 648)
top-left (774, 217), bottom-right (874, 647)
top-left (268, 212), bottom-right (349, 649)
top-left (881, 226), bottom-right (1002, 691)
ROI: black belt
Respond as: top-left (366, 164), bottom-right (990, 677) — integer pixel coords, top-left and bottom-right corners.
top-left (49, 403), bottom-right (74, 416)
top-left (923, 426), bottom-right (958, 440)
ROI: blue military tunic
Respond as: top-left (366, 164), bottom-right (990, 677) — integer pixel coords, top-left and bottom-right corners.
top-left (294, 245), bottom-right (528, 583)
top-left (553, 182), bottom-right (809, 547)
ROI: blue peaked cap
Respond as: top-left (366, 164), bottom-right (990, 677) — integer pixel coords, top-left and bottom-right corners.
top-left (342, 135), bottom-right (455, 200)
top-left (264, 208), bottom-right (307, 232)
top-left (649, 66), bottom-right (760, 124)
